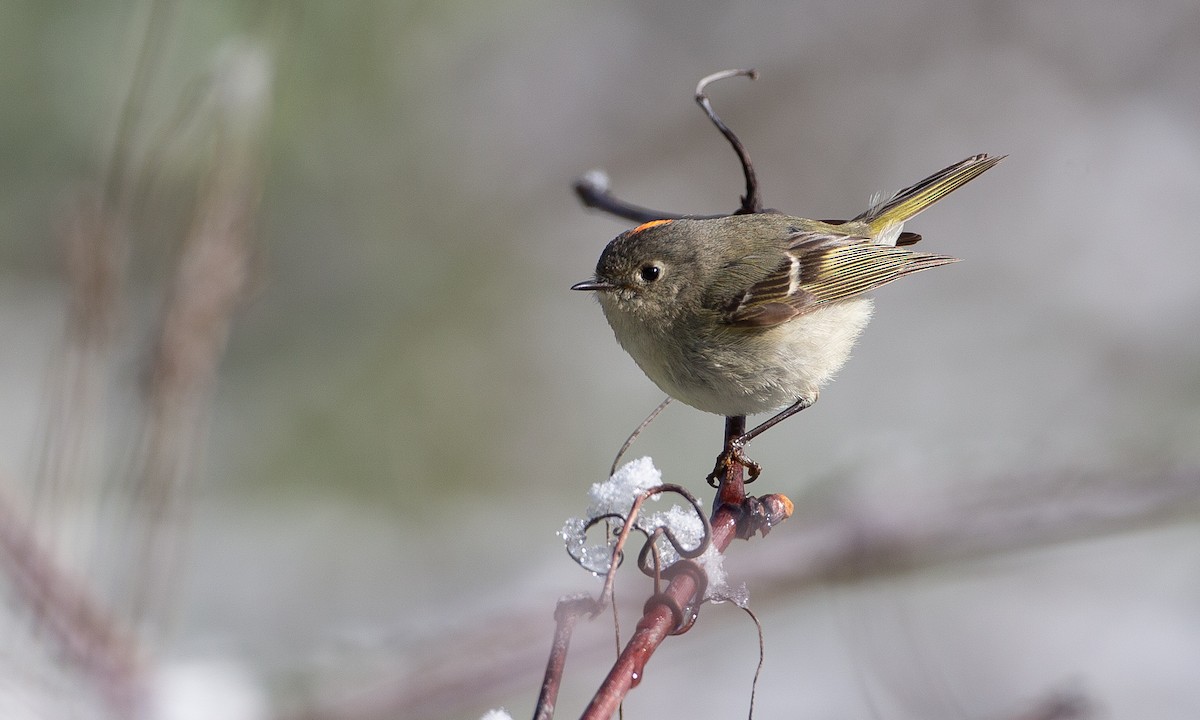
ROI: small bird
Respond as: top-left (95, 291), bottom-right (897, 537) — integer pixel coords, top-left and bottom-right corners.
top-left (572, 154), bottom-right (1003, 482)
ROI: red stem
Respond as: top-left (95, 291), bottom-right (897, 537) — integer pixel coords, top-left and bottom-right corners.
top-left (579, 416), bottom-right (747, 719)
top-left (578, 502), bottom-right (740, 720)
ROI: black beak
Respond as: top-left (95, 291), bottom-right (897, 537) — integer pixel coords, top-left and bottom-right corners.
top-left (571, 279), bottom-right (615, 291)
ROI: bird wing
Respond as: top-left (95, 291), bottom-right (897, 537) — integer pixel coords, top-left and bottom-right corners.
top-left (722, 231), bottom-right (958, 328)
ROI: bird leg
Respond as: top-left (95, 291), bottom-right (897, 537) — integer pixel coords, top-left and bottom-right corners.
top-left (706, 396), bottom-right (815, 486)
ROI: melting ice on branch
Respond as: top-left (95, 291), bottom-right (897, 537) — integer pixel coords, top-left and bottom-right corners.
top-left (558, 458), bottom-right (735, 600)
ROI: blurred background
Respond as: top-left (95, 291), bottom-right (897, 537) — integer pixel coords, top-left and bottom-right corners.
top-left (1, 1), bottom-right (1199, 719)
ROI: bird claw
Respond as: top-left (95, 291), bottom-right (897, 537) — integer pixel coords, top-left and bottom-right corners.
top-left (706, 443), bottom-right (762, 487)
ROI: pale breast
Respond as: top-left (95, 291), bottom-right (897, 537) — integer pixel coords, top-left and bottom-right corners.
top-left (604, 296), bottom-right (874, 417)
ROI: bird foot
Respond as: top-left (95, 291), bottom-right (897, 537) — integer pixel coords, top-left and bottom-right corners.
top-left (706, 442), bottom-right (762, 487)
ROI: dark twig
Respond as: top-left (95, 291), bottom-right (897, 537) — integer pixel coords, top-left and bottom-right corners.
top-left (695, 69), bottom-right (761, 214)
top-left (572, 173), bottom-right (736, 225)
top-left (637, 487), bottom-right (712, 570)
top-left (740, 604), bottom-right (766, 720)
top-left (573, 170), bottom-right (691, 224)
top-left (574, 67), bottom-right (766, 224)
top-left (610, 396), bottom-right (673, 476)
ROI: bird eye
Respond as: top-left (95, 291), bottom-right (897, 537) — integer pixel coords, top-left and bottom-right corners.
top-left (639, 263), bottom-right (662, 282)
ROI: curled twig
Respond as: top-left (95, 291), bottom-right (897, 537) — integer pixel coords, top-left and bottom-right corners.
top-left (566, 483), bottom-right (713, 612)
top-left (570, 512), bottom-right (629, 571)
top-left (695, 68), bottom-right (761, 214)
top-left (652, 559), bottom-right (709, 635)
top-left (574, 67), bottom-right (765, 223)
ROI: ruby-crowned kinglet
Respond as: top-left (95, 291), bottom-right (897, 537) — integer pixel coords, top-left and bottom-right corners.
top-left (572, 154), bottom-right (1002, 478)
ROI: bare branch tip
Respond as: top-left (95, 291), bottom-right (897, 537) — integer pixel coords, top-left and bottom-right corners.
top-left (574, 169), bottom-right (611, 195)
top-left (695, 68), bottom-right (759, 99)
top-left (763, 493), bottom-right (793, 523)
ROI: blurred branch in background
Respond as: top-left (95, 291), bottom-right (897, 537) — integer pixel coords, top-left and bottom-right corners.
top-left (0, 1), bottom-right (275, 716)
top-left (0, 474), bottom-right (142, 714)
top-left (26, 0), bottom-right (173, 603)
top-left (125, 34), bottom-right (272, 637)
